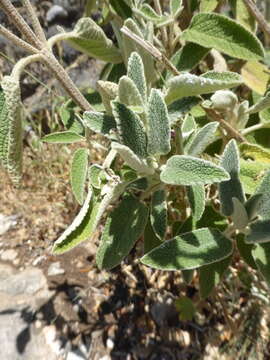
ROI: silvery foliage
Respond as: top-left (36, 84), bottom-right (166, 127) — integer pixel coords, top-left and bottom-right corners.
top-left (2, 0), bottom-right (270, 295)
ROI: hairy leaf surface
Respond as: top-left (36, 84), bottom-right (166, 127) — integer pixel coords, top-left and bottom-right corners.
top-left (147, 89), bottom-right (171, 155)
top-left (42, 131), bottom-right (85, 143)
top-left (67, 18), bottom-right (122, 63)
top-left (141, 228), bottom-right (233, 270)
top-left (127, 52), bottom-right (147, 102)
top-left (252, 243), bottom-right (270, 285)
top-left (83, 111), bottom-right (117, 139)
top-left (71, 148), bottom-right (89, 205)
top-left (160, 155), bottom-right (229, 186)
top-left (186, 122), bottom-right (218, 157)
top-left (165, 71), bottom-right (242, 104)
top-left (187, 185), bottom-right (205, 222)
top-left (151, 189), bottom-right (167, 240)
top-left (96, 195), bottom-right (148, 269)
top-left (182, 13), bottom-right (264, 60)
top-left (219, 139), bottom-right (245, 216)
top-left (112, 101), bottom-right (147, 158)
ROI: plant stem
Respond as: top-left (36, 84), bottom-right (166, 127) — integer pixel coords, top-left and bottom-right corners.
top-left (103, 149), bottom-right (117, 169)
top-left (21, 0), bottom-right (47, 43)
top-left (175, 124), bottom-right (184, 155)
top-left (241, 122), bottom-right (270, 135)
top-left (243, 0), bottom-right (270, 39)
top-left (47, 32), bottom-right (72, 50)
top-left (41, 51), bottom-right (94, 111)
top-left (11, 54), bottom-right (42, 81)
top-left (0, 24), bottom-right (38, 54)
top-left (153, 0), bottom-right (168, 46)
top-left (203, 106), bottom-right (247, 143)
top-left (0, 0), bottom-right (42, 49)
top-left (121, 26), bottom-right (180, 76)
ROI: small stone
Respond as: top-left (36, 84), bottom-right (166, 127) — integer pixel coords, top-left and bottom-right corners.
top-left (47, 262), bottom-right (65, 276)
top-left (106, 337), bottom-right (114, 350)
top-left (46, 5), bottom-right (68, 22)
top-left (0, 214), bottom-right (18, 235)
top-left (1, 249), bottom-right (17, 261)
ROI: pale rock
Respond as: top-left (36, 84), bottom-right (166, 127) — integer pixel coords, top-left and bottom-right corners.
top-left (47, 261), bottom-right (65, 276)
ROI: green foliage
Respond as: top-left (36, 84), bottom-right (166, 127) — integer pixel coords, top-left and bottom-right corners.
top-left (165, 71), bottom-right (242, 104)
top-left (67, 18), bottom-right (122, 63)
top-left (71, 148), bottom-right (89, 205)
top-left (4, 0), bottom-right (270, 302)
top-left (96, 194), bottom-right (148, 269)
top-left (160, 155), bottom-right (230, 186)
top-left (141, 228), bottom-right (233, 270)
top-left (182, 13), bottom-right (264, 60)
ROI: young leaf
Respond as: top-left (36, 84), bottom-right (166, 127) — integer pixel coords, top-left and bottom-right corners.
top-left (160, 155), bottom-right (230, 186)
top-left (0, 76), bottom-right (23, 185)
top-left (118, 75), bottom-right (144, 109)
top-left (127, 52), bottom-right (147, 102)
top-left (111, 142), bottom-right (154, 175)
top-left (165, 72), bottom-right (242, 104)
top-left (252, 243), bottom-right (270, 285)
top-left (53, 189), bottom-right (96, 254)
top-left (168, 97), bottom-right (201, 124)
top-left (239, 159), bottom-right (268, 194)
top-left (170, 0), bottom-right (183, 15)
top-left (187, 185), bottom-right (205, 222)
top-left (96, 195), bottom-right (148, 270)
top-left (199, 256), bottom-right (231, 299)
top-left (181, 114), bottom-right (197, 137)
top-left (246, 219), bottom-right (270, 244)
top-left (231, 197), bottom-right (249, 230)
top-left (97, 80), bottom-right (118, 115)
top-left (219, 139), bottom-right (245, 216)
top-left (67, 18), bottom-right (122, 63)
top-left (147, 89), bottom-right (171, 156)
top-left (253, 170), bottom-right (270, 220)
top-left (245, 193), bottom-right (264, 221)
top-left (88, 164), bottom-right (104, 189)
top-left (71, 148), bottom-right (89, 205)
top-left (83, 111), bottom-right (117, 139)
top-left (182, 13), bottom-right (264, 60)
top-left (42, 131), bottom-right (85, 144)
top-left (235, 0), bottom-right (256, 33)
top-left (200, 0), bottom-right (219, 12)
top-left (171, 43), bottom-right (209, 73)
top-left (144, 216), bottom-right (163, 253)
top-left (140, 228), bottom-right (233, 270)
top-left (151, 189), bottom-right (167, 240)
top-left (136, 4), bottom-right (167, 23)
top-left (59, 102), bottom-right (84, 134)
top-left (240, 143), bottom-right (270, 163)
top-left (112, 101), bottom-right (147, 158)
top-left (122, 19), bottom-right (157, 84)
top-left (186, 122), bottom-right (218, 157)
top-left (248, 91), bottom-right (270, 115)
top-left (109, 0), bottom-right (132, 19)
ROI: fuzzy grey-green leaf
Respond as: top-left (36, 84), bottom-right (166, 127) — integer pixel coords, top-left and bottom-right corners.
top-left (53, 189), bottom-right (97, 254)
top-left (253, 170), bottom-right (270, 220)
top-left (83, 111), bottom-right (117, 138)
top-left (187, 185), bottom-right (205, 222)
top-left (112, 101), bottom-right (147, 158)
top-left (231, 197), bottom-right (249, 230)
top-left (160, 155), bottom-right (230, 186)
top-left (0, 76), bottom-right (23, 185)
top-left (127, 52), bottom-right (147, 102)
top-left (171, 43), bottom-right (209, 73)
top-left (219, 139), bottom-right (245, 216)
top-left (118, 75), bottom-right (144, 109)
top-left (199, 255), bottom-right (231, 298)
top-left (252, 243), bottom-right (270, 285)
top-left (151, 189), bottom-right (167, 240)
top-left (71, 148), bottom-right (89, 205)
top-left (97, 81), bottom-right (118, 115)
top-left (96, 194), bottom-right (149, 270)
top-left (246, 220), bottom-right (270, 244)
top-left (182, 13), bottom-right (264, 60)
top-left (147, 89), bottom-right (171, 155)
top-left (186, 122), bottom-right (218, 157)
top-left (141, 228), bottom-right (233, 270)
top-left (165, 72), bottom-right (242, 104)
top-left (67, 18), bottom-right (122, 63)
top-left (42, 131), bottom-right (85, 144)
top-left (168, 97), bottom-right (200, 125)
